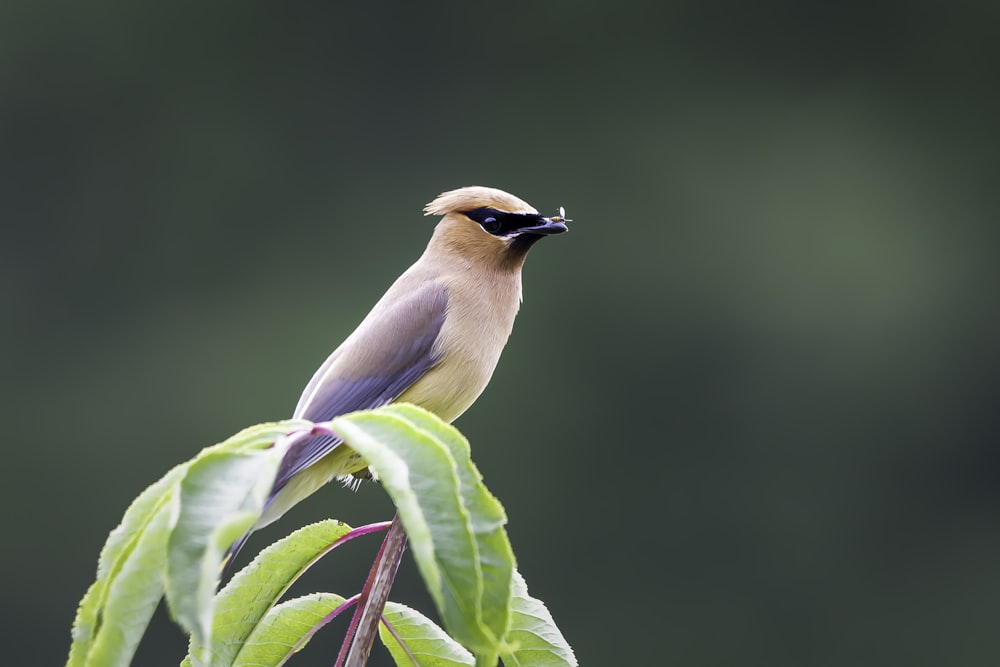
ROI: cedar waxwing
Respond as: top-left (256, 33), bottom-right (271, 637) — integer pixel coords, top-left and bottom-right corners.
top-left (230, 186), bottom-right (568, 559)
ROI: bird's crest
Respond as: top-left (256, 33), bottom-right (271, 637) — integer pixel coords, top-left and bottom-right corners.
top-left (424, 186), bottom-right (538, 217)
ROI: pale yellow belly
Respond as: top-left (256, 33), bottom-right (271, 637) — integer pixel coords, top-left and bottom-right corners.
top-left (394, 356), bottom-right (491, 423)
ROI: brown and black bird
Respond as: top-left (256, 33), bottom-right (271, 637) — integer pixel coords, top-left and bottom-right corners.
top-left (231, 186), bottom-right (568, 558)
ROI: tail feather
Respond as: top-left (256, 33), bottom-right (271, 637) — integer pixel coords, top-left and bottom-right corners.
top-left (222, 529), bottom-right (254, 578)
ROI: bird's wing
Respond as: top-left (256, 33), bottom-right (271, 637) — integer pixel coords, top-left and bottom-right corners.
top-left (271, 281), bottom-right (448, 494)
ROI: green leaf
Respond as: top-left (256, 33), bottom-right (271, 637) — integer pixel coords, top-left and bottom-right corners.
top-left (331, 404), bottom-right (515, 660)
top-left (386, 406), bottom-right (512, 635)
top-left (379, 601), bottom-right (475, 667)
top-left (166, 421), bottom-right (309, 649)
top-left (499, 572), bottom-right (577, 667)
top-left (187, 519), bottom-right (353, 667)
top-left (166, 450), bottom-right (277, 644)
top-left (235, 592), bottom-right (348, 667)
top-left (67, 477), bottom-right (180, 667)
top-left (68, 420), bottom-right (307, 667)
top-left (70, 413), bottom-right (577, 667)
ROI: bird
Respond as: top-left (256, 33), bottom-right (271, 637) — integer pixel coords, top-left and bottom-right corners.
top-left (228, 186), bottom-right (568, 562)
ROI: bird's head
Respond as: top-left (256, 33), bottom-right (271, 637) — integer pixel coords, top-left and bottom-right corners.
top-left (424, 186), bottom-right (569, 267)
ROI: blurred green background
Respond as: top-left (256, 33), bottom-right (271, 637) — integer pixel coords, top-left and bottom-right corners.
top-left (3, 1), bottom-right (999, 665)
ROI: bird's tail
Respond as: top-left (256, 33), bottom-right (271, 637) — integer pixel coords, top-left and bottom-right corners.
top-left (221, 529), bottom-right (253, 578)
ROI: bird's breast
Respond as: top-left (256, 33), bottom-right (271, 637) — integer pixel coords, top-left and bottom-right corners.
top-left (396, 271), bottom-right (521, 422)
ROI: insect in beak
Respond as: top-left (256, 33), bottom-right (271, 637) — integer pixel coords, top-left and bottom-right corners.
top-left (551, 206), bottom-right (572, 223)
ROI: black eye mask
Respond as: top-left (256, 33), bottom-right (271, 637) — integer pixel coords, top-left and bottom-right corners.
top-left (462, 207), bottom-right (549, 237)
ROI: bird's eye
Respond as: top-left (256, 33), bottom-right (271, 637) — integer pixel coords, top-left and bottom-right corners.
top-left (483, 217), bottom-right (501, 233)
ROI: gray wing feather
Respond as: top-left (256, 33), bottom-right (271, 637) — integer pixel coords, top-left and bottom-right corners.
top-left (269, 282), bottom-right (447, 496)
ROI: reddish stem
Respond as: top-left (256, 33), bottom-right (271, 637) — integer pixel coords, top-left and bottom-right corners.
top-left (336, 514), bottom-right (408, 667)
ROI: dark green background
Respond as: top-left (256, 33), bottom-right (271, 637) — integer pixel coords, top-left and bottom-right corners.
top-left (3, 2), bottom-right (998, 665)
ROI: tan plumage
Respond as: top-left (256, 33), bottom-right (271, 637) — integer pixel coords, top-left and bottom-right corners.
top-left (423, 185), bottom-right (536, 217)
top-left (246, 186), bottom-right (568, 536)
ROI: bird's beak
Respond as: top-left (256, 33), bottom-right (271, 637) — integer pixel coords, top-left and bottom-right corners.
top-left (519, 217), bottom-right (569, 235)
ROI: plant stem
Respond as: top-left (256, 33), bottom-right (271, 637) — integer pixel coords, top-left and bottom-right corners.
top-left (340, 513), bottom-right (408, 667)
